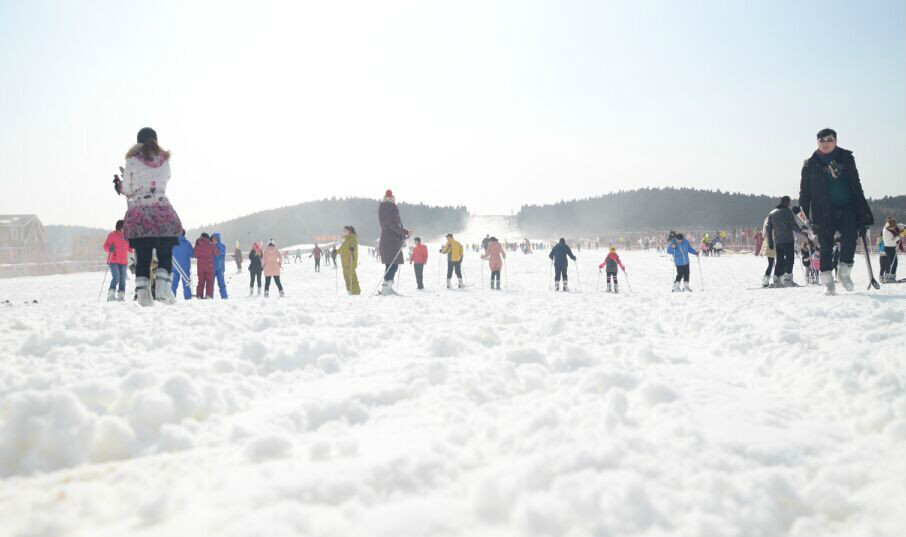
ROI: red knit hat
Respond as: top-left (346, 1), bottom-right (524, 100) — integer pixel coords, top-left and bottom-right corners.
top-left (385, 189), bottom-right (393, 197)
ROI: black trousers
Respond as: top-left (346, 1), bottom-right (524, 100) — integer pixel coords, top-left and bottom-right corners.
top-left (384, 263), bottom-right (399, 282)
top-left (414, 263), bottom-right (425, 288)
top-left (554, 264), bottom-right (568, 282)
top-left (265, 275), bottom-right (283, 291)
top-left (491, 269), bottom-right (501, 282)
top-left (675, 265), bottom-right (690, 282)
top-left (883, 247), bottom-right (898, 276)
top-left (249, 270), bottom-right (262, 288)
top-left (447, 261), bottom-right (462, 280)
top-left (606, 272), bottom-right (618, 283)
top-left (131, 237), bottom-right (175, 278)
top-left (774, 243), bottom-right (794, 277)
top-left (314, 258), bottom-right (321, 271)
top-left (764, 257), bottom-right (775, 277)
top-left (818, 205), bottom-right (857, 272)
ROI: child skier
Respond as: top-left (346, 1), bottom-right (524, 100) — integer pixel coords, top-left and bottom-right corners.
top-left (598, 246), bottom-right (626, 293)
top-left (481, 236), bottom-right (506, 290)
top-left (666, 233), bottom-right (698, 292)
top-left (102, 220), bottom-right (132, 302)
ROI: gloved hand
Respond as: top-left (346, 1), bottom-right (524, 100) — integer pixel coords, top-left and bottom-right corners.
top-left (109, 245), bottom-right (115, 253)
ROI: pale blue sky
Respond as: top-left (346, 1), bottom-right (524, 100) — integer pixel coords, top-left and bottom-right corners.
top-left (1, 0), bottom-right (903, 228)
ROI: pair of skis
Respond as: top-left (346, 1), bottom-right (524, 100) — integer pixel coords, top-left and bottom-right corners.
top-left (795, 209), bottom-right (880, 290)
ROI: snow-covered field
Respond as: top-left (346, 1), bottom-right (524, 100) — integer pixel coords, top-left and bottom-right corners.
top-left (1, 247), bottom-right (904, 537)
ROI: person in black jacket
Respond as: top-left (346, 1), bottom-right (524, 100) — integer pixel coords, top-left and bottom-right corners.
top-left (799, 128), bottom-right (874, 294)
top-left (248, 242), bottom-right (264, 296)
top-left (549, 238), bottom-right (577, 292)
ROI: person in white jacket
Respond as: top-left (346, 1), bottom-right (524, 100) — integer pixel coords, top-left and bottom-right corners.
top-left (881, 217), bottom-right (902, 282)
top-left (116, 127), bottom-right (183, 306)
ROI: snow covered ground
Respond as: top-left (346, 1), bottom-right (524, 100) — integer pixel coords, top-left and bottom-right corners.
top-left (1, 247), bottom-right (904, 537)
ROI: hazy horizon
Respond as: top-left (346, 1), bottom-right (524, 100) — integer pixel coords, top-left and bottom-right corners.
top-left (2, 0), bottom-right (904, 229)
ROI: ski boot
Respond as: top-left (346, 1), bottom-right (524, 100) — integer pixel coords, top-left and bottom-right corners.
top-left (135, 277), bottom-right (154, 307)
top-left (116, 290), bottom-right (125, 302)
top-left (264, 289), bottom-right (269, 298)
top-left (613, 283), bottom-right (619, 294)
top-left (249, 287), bottom-right (254, 297)
top-left (772, 275), bottom-right (783, 288)
top-left (154, 268), bottom-right (177, 305)
top-left (672, 281), bottom-right (680, 292)
top-left (446, 279), bottom-right (452, 289)
top-left (457, 278), bottom-right (464, 289)
top-left (257, 287), bottom-right (262, 296)
top-left (821, 271), bottom-right (836, 295)
top-left (683, 281), bottom-right (692, 292)
top-left (106, 288), bottom-right (116, 302)
top-left (555, 282), bottom-right (560, 292)
top-left (380, 280), bottom-right (398, 296)
top-left (782, 274), bottom-right (799, 287)
top-left (279, 290), bottom-right (285, 298)
top-left (838, 263), bottom-right (854, 292)
top-left (606, 281), bottom-right (612, 293)
top-left (761, 275), bottom-right (770, 288)
top-left (563, 282), bottom-right (569, 292)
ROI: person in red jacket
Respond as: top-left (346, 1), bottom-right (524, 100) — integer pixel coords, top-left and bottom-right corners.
top-left (103, 220), bottom-right (133, 302)
top-left (194, 233), bottom-right (217, 299)
top-left (598, 246), bottom-right (626, 293)
top-left (410, 237), bottom-right (428, 290)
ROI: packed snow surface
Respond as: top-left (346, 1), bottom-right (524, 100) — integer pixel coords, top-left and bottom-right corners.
top-left (1, 246), bottom-right (904, 537)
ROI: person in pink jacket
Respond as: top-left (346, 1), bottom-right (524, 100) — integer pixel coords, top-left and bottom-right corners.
top-left (598, 247), bottom-right (626, 293)
top-left (194, 233), bottom-right (217, 299)
top-left (262, 240), bottom-right (285, 298)
top-left (481, 236), bottom-right (507, 290)
top-left (102, 220), bottom-right (133, 302)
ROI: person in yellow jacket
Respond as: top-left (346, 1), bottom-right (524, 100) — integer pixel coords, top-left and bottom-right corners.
top-left (338, 225), bottom-right (360, 295)
top-left (440, 233), bottom-right (465, 288)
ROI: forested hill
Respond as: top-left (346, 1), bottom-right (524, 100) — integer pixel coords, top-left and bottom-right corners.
top-left (515, 188), bottom-right (906, 235)
top-left (188, 197), bottom-right (468, 247)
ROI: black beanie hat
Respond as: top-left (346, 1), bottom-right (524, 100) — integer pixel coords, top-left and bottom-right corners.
top-left (137, 127), bottom-right (157, 144)
top-left (816, 128), bottom-right (836, 139)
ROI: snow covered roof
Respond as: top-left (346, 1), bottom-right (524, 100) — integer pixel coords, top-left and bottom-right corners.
top-left (0, 215), bottom-right (40, 227)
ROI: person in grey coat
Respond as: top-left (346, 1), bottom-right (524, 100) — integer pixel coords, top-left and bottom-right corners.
top-left (765, 196), bottom-right (809, 287)
top-left (377, 189), bottom-right (410, 295)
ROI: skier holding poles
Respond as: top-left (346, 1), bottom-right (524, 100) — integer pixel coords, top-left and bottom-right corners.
top-left (549, 238), bottom-right (576, 292)
top-left (170, 230), bottom-right (194, 300)
top-left (481, 236), bottom-right (506, 290)
top-left (597, 246), bottom-right (626, 293)
top-left (440, 233), bottom-right (465, 289)
top-left (799, 128), bottom-right (876, 294)
top-left (666, 233), bottom-right (698, 292)
top-left (377, 189), bottom-right (410, 296)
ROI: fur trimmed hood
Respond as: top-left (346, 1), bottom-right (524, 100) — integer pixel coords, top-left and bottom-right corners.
top-left (126, 144), bottom-right (170, 167)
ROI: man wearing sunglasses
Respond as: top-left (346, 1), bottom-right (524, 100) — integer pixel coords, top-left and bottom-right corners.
top-left (799, 128), bottom-right (874, 295)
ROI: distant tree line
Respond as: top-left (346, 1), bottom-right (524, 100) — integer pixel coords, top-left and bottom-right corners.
top-left (515, 188), bottom-right (906, 236)
top-left (187, 197), bottom-right (468, 248)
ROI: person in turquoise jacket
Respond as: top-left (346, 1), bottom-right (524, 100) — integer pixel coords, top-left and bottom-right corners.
top-left (171, 231), bottom-right (194, 300)
top-left (666, 233), bottom-right (698, 292)
top-left (212, 232), bottom-right (228, 299)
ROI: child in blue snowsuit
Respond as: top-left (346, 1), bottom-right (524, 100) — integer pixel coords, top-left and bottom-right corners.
top-left (212, 232), bottom-right (228, 299)
top-left (171, 232), bottom-right (195, 300)
top-left (666, 233), bottom-right (698, 292)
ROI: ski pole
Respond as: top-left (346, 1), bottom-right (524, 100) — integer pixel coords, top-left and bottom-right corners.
top-left (335, 259), bottom-right (339, 296)
top-left (481, 258), bottom-right (485, 289)
top-left (696, 253), bottom-right (704, 290)
top-left (573, 257), bottom-right (582, 291)
top-left (548, 259), bottom-right (554, 292)
top-left (97, 265), bottom-right (109, 302)
top-left (370, 244), bottom-right (406, 296)
top-left (595, 269), bottom-right (600, 292)
top-left (623, 269), bottom-right (633, 293)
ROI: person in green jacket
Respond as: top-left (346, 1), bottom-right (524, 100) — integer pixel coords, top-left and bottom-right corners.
top-left (338, 226), bottom-right (360, 295)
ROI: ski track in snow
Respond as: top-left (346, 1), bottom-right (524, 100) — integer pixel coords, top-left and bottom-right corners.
top-left (0, 248), bottom-right (904, 537)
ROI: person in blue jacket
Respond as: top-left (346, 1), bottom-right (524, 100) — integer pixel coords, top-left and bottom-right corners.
top-left (171, 230), bottom-right (195, 300)
top-left (212, 232), bottom-right (228, 299)
top-left (666, 232), bottom-right (698, 292)
top-left (549, 238), bottom-right (577, 292)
